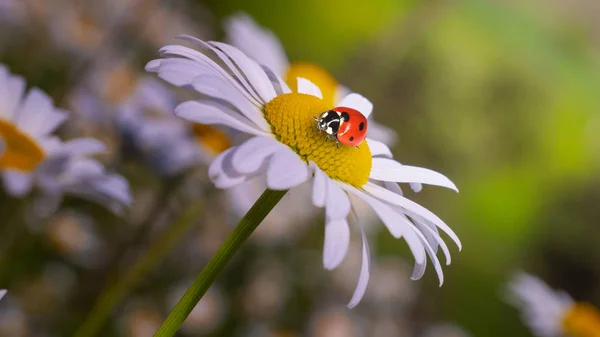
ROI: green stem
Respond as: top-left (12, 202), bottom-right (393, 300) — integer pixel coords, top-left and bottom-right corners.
top-left (73, 201), bottom-right (204, 337)
top-left (153, 188), bottom-right (288, 337)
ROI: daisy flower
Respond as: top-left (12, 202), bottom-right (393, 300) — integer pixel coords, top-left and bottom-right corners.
top-left (0, 65), bottom-right (131, 213)
top-left (507, 272), bottom-right (600, 337)
top-left (146, 36), bottom-right (460, 308)
top-left (225, 13), bottom-right (397, 146)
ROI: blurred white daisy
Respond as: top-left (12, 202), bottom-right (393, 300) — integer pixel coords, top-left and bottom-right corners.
top-left (225, 13), bottom-right (397, 146)
top-left (147, 36), bottom-right (460, 308)
top-left (118, 77), bottom-right (230, 176)
top-left (507, 272), bottom-right (600, 337)
top-left (0, 65), bottom-right (131, 213)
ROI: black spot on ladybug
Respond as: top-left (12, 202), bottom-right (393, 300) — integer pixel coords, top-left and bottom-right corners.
top-left (359, 122), bottom-right (365, 131)
top-left (340, 112), bottom-right (350, 122)
top-left (349, 136), bottom-right (355, 142)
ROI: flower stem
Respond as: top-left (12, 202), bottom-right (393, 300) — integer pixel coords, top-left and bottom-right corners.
top-left (153, 188), bottom-right (288, 337)
top-left (73, 201), bottom-right (204, 337)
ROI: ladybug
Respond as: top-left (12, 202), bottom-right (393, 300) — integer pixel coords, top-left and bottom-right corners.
top-left (315, 106), bottom-right (368, 148)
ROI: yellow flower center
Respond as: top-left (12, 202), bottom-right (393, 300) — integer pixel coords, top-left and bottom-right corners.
top-left (285, 62), bottom-right (339, 108)
top-left (0, 119), bottom-right (45, 171)
top-left (191, 124), bottom-right (231, 155)
top-left (263, 93), bottom-right (371, 187)
top-left (562, 303), bottom-right (600, 337)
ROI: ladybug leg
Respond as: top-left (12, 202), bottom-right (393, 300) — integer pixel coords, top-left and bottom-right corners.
top-left (355, 145), bottom-right (360, 149)
top-left (336, 139), bottom-right (340, 149)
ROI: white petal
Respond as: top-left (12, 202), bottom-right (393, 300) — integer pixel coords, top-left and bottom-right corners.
top-left (0, 66), bottom-right (25, 120)
top-left (16, 89), bottom-right (67, 138)
top-left (145, 58), bottom-right (205, 87)
top-left (347, 229), bottom-right (371, 309)
top-left (367, 138), bottom-right (393, 158)
top-left (57, 167), bottom-right (132, 215)
top-left (384, 180), bottom-right (403, 196)
top-left (59, 138), bottom-right (106, 156)
top-left (342, 184), bottom-right (426, 264)
top-left (311, 162), bottom-right (327, 208)
top-left (144, 59), bottom-right (162, 72)
top-left (362, 183), bottom-right (462, 250)
top-left (158, 43), bottom-right (262, 107)
top-left (342, 184), bottom-right (401, 237)
top-left (0, 289), bottom-right (5, 301)
top-left (411, 261), bottom-right (427, 281)
top-left (266, 149), bottom-right (309, 190)
top-left (415, 218), bottom-right (451, 265)
top-left (40, 136), bottom-right (64, 155)
top-left (170, 35), bottom-right (269, 106)
top-left (224, 13), bottom-right (290, 76)
top-left (323, 218), bottom-right (350, 270)
top-left (209, 41), bottom-right (278, 103)
top-left (3, 170), bottom-right (33, 197)
top-left (261, 65), bottom-right (292, 95)
top-left (417, 229), bottom-right (445, 285)
top-left (297, 77), bottom-right (323, 99)
top-left (337, 93), bottom-right (373, 118)
top-left (410, 183), bottom-right (423, 193)
top-left (384, 172), bottom-right (422, 195)
top-left (370, 158), bottom-right (458, 192)
top-left (209, 147), bottom-right (248, 189)
top-left (231, 137), bottom-right (283, 174)
top-left (191, 76), bottom-right (270, 131)
top-left (325, 179), bottom-right (351, 221)
top-left (175, 101), bottom-right (271, 138)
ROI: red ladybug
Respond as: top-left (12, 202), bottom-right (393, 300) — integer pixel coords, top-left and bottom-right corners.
top-left (315, 106), bottom-right (368, 148)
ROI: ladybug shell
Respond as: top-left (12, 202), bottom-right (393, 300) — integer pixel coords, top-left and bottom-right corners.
top-left (332, 106), bottom-right (368, 147)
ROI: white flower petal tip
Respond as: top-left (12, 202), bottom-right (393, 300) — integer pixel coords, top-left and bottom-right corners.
top-left (410, 183), bottom-right (423, 193)
top-left (347, 230), bottom-right (370, 309)
top-left (337, 93), bottom-right (373, 118)
top-left (361, 183), bottom-right (462, 251)
top-left (0, 289), bottom-right (6, 301)
top-left (208, 147), bottom-right (247, 189)
top-left (323, 219), bottom-right (350, 270)
top-left (370, 158), bottom-right (459, 193)
top-left (297, 77), bottom-right (323, 99)
top-left (145, 59), bottom-right (161, 72)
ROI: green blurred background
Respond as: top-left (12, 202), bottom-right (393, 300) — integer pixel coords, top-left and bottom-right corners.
top-left (2, 0), bottom-right (600, 336)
